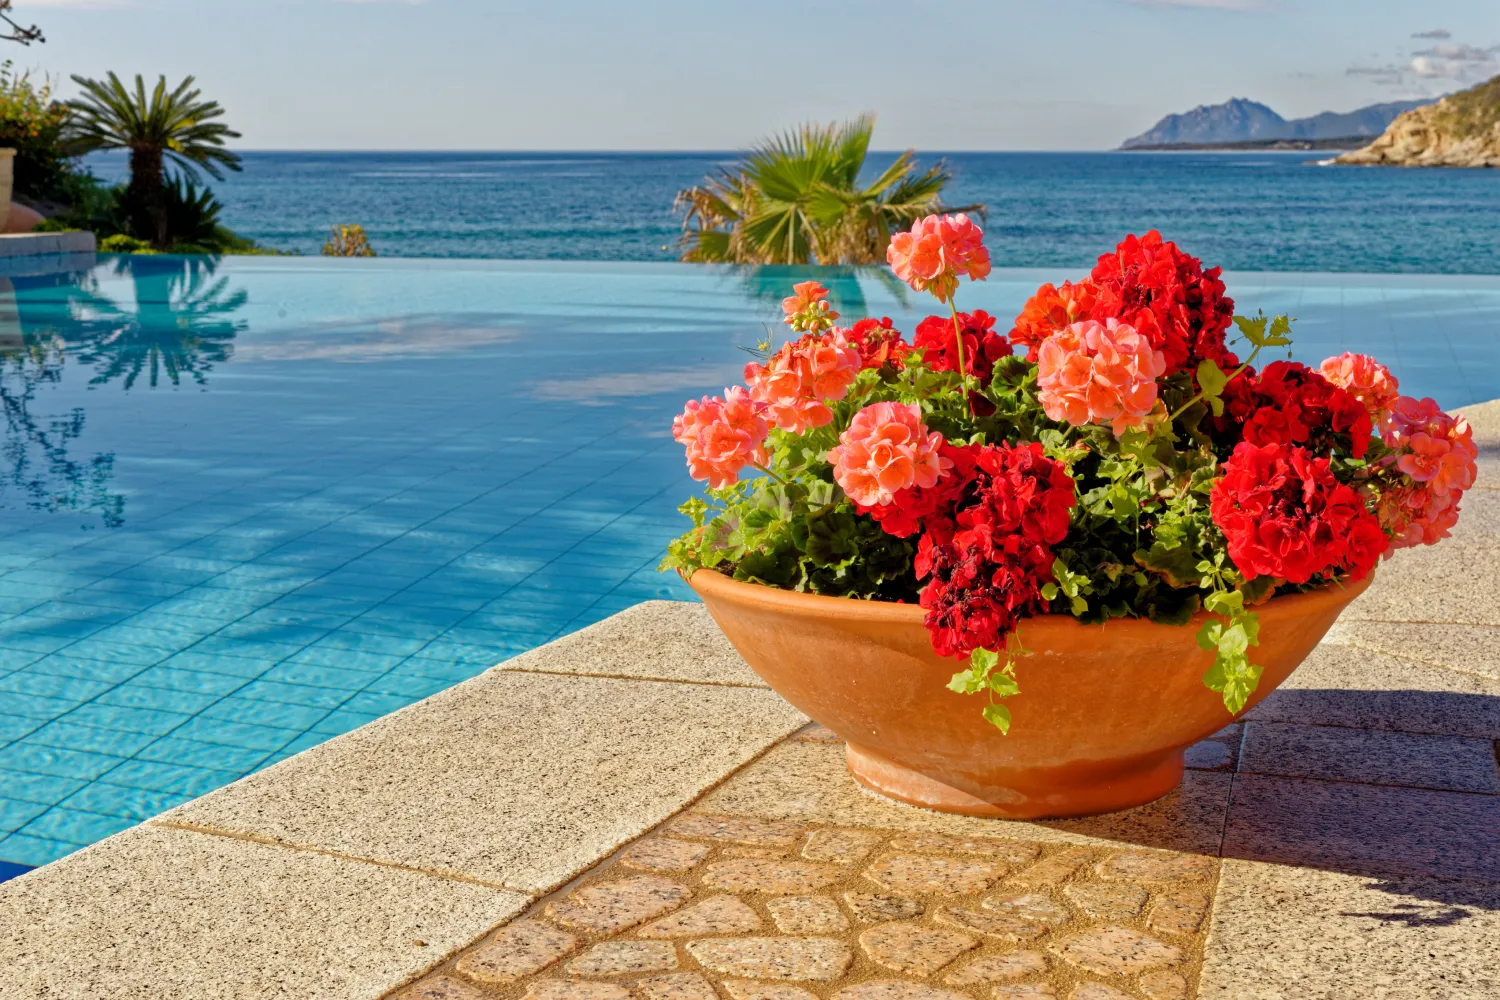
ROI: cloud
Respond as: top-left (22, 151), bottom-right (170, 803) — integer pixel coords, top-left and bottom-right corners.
top-left (1349, 34), bottom-right (1499, 89)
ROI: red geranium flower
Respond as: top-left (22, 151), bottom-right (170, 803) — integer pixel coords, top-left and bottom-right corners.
top-left (1089, 230), bottom-right (1236, 375)
top-left (1239, 361), bottom-right (1373, 459)
top-left (909, 442), bottom-right (1076, 659)
top-left (914, 310), bottom-right (1014, 416)
top-left (847, 316), bottom-right (911, 370)
top-left (1210, 441), bottom-right (1383, 585)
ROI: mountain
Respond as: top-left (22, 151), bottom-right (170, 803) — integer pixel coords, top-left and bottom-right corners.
top-left (1121, 97), bottom-right (1435, 149)
top-left (1336, 74), bottom-right (1500, 167)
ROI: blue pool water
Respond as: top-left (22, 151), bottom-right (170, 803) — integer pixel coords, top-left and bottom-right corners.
top-left (0, 253), bottom-right (1498, 872)
top-left (82, 150), bottom-right (1500, 274)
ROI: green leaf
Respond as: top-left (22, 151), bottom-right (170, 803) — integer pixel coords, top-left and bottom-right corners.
top-left (1233, 311), bottom-right (1294, 348)
top-left (981, 703), bottom-right (1012, 733)
top-left (1195, 359), bottom-right (1228, 417)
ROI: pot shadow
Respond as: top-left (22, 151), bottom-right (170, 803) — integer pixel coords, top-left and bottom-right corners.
top-left (1033, 686), bottom-right (1500, 922)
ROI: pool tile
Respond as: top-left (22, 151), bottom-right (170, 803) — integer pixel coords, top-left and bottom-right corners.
top-left (0, 672), bottom-right (112, 702)
top-left (309, 709), bottom-right (380, 737)
top-left (20, 807), bottom-right (135, 845)
top-left (0, 745), bottom-right (123, 781)
top-left (0, 712), bottom-right (38, 742)
top-left (101, 759), bottom-right (234, 798)
top-left (200, 698), bottom-right (330, 731)
top-left (0, 832), bottom-right (77, 866)
top-left (171, 716), bottom-right (300, 752)
top-left (0, 767), bottom-right (87, 805)
top-left (62, 783), bottom-right (191, 822)
top-left (67, 703), bottom-right (194, 737)
top-left (20, 722), bottom-right (157, 758)
top-left (0, 797), bottom-right (49, 833)
top-left (129, 665), bottom-right (248, 696)
top-left (134, 738), bottom-right (272, 773)
top-left (94, 685), bottom-right (221, 714)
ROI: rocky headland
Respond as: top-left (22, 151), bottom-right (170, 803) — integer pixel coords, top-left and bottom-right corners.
top-left (1336, 74), bottom-right (1500, 168)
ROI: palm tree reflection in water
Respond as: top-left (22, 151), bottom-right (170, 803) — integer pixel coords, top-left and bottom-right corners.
top-left (0, 255), bottom-right (249, 526)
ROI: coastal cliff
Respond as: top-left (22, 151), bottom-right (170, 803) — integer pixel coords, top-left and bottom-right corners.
top-left (1336, 75), bottom-right (1500, 168)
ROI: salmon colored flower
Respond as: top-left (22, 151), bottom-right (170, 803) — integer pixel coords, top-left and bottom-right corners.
top-left (887, 213), bottom-right (991, 302)
top-left (673, 387), bottom-right (769, 489)
top-left (781, 281), bottom-right (838, 333)
top-left (744, 329), bottom-right (862, 434)
top-left (1377, 483), bottom-right (1461, 549)
top-left (1009, 279), bottom-right (1100, 362)
top-left (1035, 318), bottom-right (1167, 435)
top-left (1318, 353), bottom-right (1400, 428)
top-left (829, 401), bottom-right (950, 507)
top-left (1383, 396), bottom-right (1478, 497)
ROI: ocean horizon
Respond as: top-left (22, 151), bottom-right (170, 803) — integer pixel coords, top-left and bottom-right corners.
top-left (83, 149), bottom-right (1500, 274)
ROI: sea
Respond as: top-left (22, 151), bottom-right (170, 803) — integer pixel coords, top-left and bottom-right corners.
top-left (82, 150), bottom-right (1500, 273)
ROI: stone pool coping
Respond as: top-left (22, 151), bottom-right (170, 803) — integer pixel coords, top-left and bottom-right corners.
top-left (3, 401), bottom-right (1500, 999)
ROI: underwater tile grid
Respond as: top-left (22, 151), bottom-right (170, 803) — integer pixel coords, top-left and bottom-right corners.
top-left (0, 254), bottom-right (1497, 874)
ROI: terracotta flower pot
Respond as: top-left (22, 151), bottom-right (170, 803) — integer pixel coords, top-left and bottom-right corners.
top-left (689, 568), bottom-right (1370, 819)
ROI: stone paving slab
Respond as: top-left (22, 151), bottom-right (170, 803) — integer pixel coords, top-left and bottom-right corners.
top-left (1238, 720), bottom-right (1500, 794)
top-left (691, 740), bottom-right (1234, 857)
top-left (394, 818), bottom-right (1216, 1000)
top-left (1221, 773), bottom-right (1500, 883)
top-left (1201, 859), bottom-right (1500, 1000)
top-left (1345, 543), bottom-right (1500, 625)
top-left (0, 823), bottom-right (528, 1000)
top-left (1321, 619), bottom-right (1500, 683)
top-left (164, 670), bottom-right (807, 892)
top-left (1246, 642), bottom-right (1500, 740)
top-left (497, 602), bottom-right (766, 689)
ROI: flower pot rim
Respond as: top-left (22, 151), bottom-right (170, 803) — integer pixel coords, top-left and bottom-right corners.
top-left (687, 566), bottom-right (1372, 633)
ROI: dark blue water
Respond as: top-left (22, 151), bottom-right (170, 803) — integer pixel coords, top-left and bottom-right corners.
top-left (82, 150), bottom-right (1500, 274)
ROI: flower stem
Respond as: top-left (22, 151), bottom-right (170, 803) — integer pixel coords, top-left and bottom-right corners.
top-left (1166, 344), bottom-right (1265, 424)
top-left (947, 296), bottom-right (975, 418)
top-left (752, 462), bottom-right (791, 486)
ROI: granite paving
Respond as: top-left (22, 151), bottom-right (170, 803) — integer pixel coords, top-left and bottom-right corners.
top-left (394, 820), bottom-right (1219, 1000)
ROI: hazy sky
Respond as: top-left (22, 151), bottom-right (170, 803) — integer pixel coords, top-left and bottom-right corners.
top-left (15, 0), bottom-right (1500, 150)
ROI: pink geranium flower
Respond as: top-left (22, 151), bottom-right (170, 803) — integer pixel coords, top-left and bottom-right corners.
top-left (1035, 318), bottom-right (1167, 435)
top-left (887, 214), bottom-right (991, 302)
top-left (828, 401), bottom-right (950, 507)
top-left (1383, 396), bottom-right (1478, 497)
top-left (1377, 483), bottom-right (1462, 550)
top-left (1319, 353), bottom-right (1399, 427)
top-left (673, 387), bottom-right (769, 489)
top-left (781, 281), bottom-right (838, 333)
top-left (744, 329), bottom-right (862, 434)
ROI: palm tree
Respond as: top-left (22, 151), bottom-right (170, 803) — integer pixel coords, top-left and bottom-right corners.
top-left (63, 73), bottom-right (241, 248)
top-left (674, 114), bottom-right (982, 266)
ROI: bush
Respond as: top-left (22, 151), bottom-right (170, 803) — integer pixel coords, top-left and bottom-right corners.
top-left (0, 61), bottom-right (95, 206)
top-left (322, 224), bottom-right (375, 257)
top-left (99, 233), bottom-right (157, 254)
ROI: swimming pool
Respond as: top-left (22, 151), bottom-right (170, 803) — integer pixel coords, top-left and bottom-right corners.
top-left (1, 254), bottom-right (1497, 873)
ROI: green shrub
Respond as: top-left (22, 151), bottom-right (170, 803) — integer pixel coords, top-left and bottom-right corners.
top-left (99, 233), bottom-right (157, 254)
top-left (0, 61), bottom-right (95, 205)
top-left (322, 224), bottom-right (375, 257)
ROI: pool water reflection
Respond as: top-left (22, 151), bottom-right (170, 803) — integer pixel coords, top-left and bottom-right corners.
top-left (0, 254), bottom-right (1497, 870)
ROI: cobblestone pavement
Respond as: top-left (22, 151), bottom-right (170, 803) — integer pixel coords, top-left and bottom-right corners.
top-left (394, 803), bottom-right (1217, 1000)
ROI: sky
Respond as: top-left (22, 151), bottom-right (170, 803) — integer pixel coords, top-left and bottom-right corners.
top-left (11, 0), bottom-right (1500, 150)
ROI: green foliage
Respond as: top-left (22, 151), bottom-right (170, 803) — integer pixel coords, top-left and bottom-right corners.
top-left (946, 646), bottom-right (1022, 733)
top-left (322, 224), bottom-right (376, 257)
top-left (99, 233), bottom-right (156, 254)
top-left (0, 61), bottom-right (95, 205)
top-left (674, 114), bottom-right (981, 265)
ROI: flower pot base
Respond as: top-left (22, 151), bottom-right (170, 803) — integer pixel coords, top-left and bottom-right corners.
top-left (845, 740), bottom-right (1186, 820)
